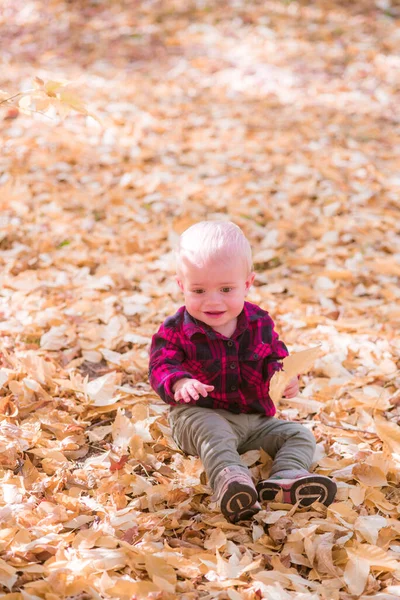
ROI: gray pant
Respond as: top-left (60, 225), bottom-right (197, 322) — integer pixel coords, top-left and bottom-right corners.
top-left (169, 405), bottom-right (316, 490)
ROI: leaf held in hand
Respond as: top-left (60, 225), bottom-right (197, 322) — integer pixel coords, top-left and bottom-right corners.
top-left (269, 346), bottom-right (322, 403)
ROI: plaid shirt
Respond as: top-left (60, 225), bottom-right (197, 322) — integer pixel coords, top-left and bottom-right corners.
top-left (149, 301), bottom-right (289, 416)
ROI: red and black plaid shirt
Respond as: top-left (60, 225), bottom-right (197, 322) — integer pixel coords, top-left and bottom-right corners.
top-left (149, 301), bottom-right (289, 416)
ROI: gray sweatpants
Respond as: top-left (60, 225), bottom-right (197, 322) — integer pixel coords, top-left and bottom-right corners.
top-left (169, 405), bottom-right (316, 490)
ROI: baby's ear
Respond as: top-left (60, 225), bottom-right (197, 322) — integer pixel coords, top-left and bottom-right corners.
top-left (176, 276), bottom-right (184, 292)
top-left (245, 271), bottom-right (256, 291)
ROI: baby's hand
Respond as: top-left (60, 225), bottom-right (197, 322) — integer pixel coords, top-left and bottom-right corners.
top-left (173, 378), bottom-right (214, 403)
top-left (283, 376), bottom-right (299, 399)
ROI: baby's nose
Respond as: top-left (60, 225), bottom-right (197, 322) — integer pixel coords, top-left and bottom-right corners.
top-left (207, 290), bottom-right (222, 302)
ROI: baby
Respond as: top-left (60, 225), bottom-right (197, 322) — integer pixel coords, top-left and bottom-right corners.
top-left (149, 221), bottom-right (336, 522)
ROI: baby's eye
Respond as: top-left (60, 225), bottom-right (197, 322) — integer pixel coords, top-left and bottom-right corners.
top-left (221, 287), bottom-right (233, 293)
top-left (192, 289), bottom-right (205, 294)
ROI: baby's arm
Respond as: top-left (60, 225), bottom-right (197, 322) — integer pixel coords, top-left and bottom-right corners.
top-left (149, 325), bottom-right (213, 404)
top-left (260, 319), bottom-right (300, 399)
top-left (149, 327), bottom-right (193, 404)
top-left (259, 314), bottom-right (299, 399)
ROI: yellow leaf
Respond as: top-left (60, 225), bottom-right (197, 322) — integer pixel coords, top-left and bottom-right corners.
top-left (348, 386), bottom-right (392, 410)
top-left (328, 501), bottom-right (358, 524)
top-left (108, 580), bottom-right (160, 599)
top-left (279, 346), bottom-right (322, 376)
top-left (349, 485), bottom-right (366, 506)
top-left (59, 88), bottom-right (89, 114)
top-left (354, 515), bottom-right (387, 545)
top-left (85, 372), bottom-right (121, 406)
top-left (64, 548), bottom-right (128, 572)
top-left (0, 558), bottom-right (17, 591)
top-left (365, 488), bottom-right (396, 513)
top-left (216, 550), bottom-right (239, 580)
top-left (347, 542), bottom-right (399, 571)
top-left (44, 80), bottom-right (65, 97)
top-left (353, 463), bottom-right (387, 487)
top-left (315, 534), bottom-right (341, 578)
top-left (204, 528), bottom-right (227, 551)
top-left (343, 553), bottom-right (369, 596)
top-left (145, 555), bottom-right (177, 593)
top-left (269, 346), bottom-right (321, 403)
top-left (112, 408), bottom-right (135, 452)
top-left (21, 455), bottom-right (40, 489)
top-left (374, 413), bottom-right (400, 454)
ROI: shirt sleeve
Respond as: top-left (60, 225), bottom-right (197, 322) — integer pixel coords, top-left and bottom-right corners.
top-left (148, 324), bottom-right (193, 405)
top-left (261, 317), bottom-right (289, 385)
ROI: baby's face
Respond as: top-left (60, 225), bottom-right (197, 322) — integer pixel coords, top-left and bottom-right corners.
top-left (177, 257), bottom-right (255, 336)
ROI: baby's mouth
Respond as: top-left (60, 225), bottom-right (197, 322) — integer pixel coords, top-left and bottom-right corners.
top-left (204, 311), bottom-right (225, 318)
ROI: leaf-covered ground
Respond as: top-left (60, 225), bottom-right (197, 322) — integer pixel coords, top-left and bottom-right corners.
top-left (1, 1), bottom-right (400, 598)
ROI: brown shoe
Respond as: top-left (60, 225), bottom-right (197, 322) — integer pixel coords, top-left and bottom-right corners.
top-left (213, 466), bottom-right (259, 523)
top-left (257, 473), bottom-right (337, 508)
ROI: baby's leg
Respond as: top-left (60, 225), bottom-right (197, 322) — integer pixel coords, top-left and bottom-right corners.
top-left (239, 415), bottom-right (316, 475)
top-left (169, 405), bottom-right (250, 487)
top-left (169, 405), bottom-right (259, 521)
top-left (240, 415), bottom-right (336, 507)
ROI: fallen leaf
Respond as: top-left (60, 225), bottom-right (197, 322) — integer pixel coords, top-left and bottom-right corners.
top-left (145, 554), bottom-right (177, 593)
top-left (269, 347), bottom-right (322, 403)
top-left (85, 372), bottom-right (121, 406)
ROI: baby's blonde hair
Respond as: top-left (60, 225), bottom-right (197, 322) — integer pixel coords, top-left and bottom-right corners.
top-left (176, 220), bottom-right (253, 274)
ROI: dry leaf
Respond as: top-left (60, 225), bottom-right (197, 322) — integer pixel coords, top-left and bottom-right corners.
top-left (354, 515), bottom-right (387, 545)
top-left (269, 347), bottom-right (321, 403)
top-left (85, 372), bottom-right (121, 406)
top-left (204, 528), bottom-right (227, 551)
top-left (145, 554), bottom-right (177, 593)
top-left (0, 558), bottom-right (18, 591)
top-left (347, 542), bottom-right (399, 571)
top-left (374, 414), bottom-right (400, 454)
top-left (1, 4), bottom-right (400, 598)
top-left (353, 464), bottom-right (388, 487)
top-left (344, 552), bottom-right (370, 596)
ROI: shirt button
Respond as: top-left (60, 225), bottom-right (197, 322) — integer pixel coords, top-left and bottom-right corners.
top-left (253, 353), bottom-right (258, 359)
top-left (227, 341), bottom-right (234, 347)
top-left (230, 362), bottom-right (236, 369)
top-left (230, 385), bottom-right (237, 392)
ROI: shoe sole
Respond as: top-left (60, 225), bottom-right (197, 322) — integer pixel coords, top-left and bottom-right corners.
top-left (220, 480), bottom-right (258, 522)
top-left (257, 476), bottom-right (337, 508)
top-left (234, 504), bottom-right (260, 523)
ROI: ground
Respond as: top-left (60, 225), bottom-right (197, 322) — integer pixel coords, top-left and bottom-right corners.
top-left (0, 1), bottom-right (400, 598)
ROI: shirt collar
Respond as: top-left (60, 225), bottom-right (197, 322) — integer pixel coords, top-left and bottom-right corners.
top-left (183, 304), bottom-right (249, 340)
